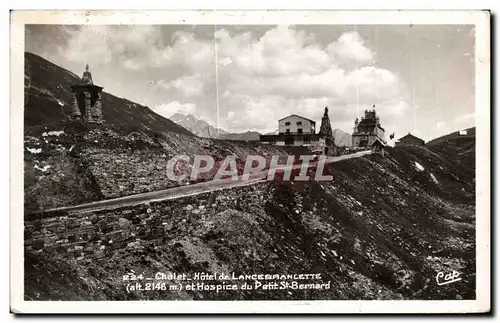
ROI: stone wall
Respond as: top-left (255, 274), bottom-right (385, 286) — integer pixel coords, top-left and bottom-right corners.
top-left (81, 148), bottom-right (184, 198)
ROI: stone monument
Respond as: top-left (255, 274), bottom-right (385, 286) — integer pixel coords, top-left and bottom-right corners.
top-left (70, 64), bottom-right (104, 123)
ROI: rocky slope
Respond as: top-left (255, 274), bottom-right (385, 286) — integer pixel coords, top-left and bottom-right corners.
top-left (25, 132), bottom-right (476, 301)
top-left (24, 121), bottom-right (306, 211)
top-left (426, 127), bottom-right (475, 147)
top-left (24, 53), bottom-right (305, 211)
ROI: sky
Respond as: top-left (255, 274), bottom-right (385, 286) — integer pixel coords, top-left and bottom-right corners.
top-left (26, 24), bottom-right (475, 141)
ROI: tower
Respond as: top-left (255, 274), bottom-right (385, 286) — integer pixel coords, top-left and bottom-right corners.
top-left (351, 106), bottom-right (385, 148)
top-left (70, 64), bottom-right (104, 123)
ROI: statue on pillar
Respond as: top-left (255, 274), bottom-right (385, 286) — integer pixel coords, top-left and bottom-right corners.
top-left (81, 64), bottom-right (93, 84)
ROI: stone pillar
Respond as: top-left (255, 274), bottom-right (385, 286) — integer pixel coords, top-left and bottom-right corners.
top-left (93, 92), bottom-right (103, 122)
top-left (84, 91), bottom-right (92, 122)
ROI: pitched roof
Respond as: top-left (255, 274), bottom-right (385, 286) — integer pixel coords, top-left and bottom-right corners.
top-left (371, 138), bottom-right (386, 147)
top-left (278, 114), bottom-right (316, 124)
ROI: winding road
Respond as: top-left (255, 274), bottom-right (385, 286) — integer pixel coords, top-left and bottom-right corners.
top-left (28, 150), bottom-right (372, 217)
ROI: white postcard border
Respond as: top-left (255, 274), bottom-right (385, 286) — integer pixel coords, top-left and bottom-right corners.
top-left (10, 10), bottom-right (491, 314)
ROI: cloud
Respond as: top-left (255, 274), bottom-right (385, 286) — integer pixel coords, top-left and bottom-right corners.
top-left (161, 31), bottom-right (216, 72)
top-left (216, 26), bottom-right (331, 77)
top-left (58, 25), bottom-right (410, 133)
top-left (214, 26), bottom-right (407, 131)
top-left (434, 112), bottom-right (475, 137)
top-left (436, 112), bottom-right (475, 129)
top-left (327, 31), bottom-right (374, 65)
top-left (61, 25), bottom-right (167, 70)
top-left (158, 74), bottom-right (206, 98)
top-left (453, 113), bottom-right (475, 126)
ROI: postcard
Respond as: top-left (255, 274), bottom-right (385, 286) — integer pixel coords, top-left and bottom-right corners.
top-left (10, 9), bottom-right (490, 314)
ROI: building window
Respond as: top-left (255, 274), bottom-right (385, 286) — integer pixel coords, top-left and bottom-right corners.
top-left (285, 137), bottom-right (294, 145)
top-left (296, 121), bottom-right (302, 126)
top-left (298, 128), bottom-right (303, 134)
top-left (286, 129), bottom-right (290, 134)
top-left (304, 137), bottom-right (310, 144)
top-left (285, 122), bottom-right (291, 126)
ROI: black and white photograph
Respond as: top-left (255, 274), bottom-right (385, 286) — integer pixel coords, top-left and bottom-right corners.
top-left (10, 10), bottom-right (490, 314)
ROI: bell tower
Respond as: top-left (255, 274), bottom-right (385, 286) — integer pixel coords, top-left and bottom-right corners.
top-left (70, 64), bottom-right (104, 123)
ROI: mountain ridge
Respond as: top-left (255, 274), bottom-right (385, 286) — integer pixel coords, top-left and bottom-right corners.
top-left (169, 113), bottom-right (229, 138)
top-left (170, 112), bottom-right (352, 144)
top-left (24, 52), bottom-right (194, 137)
top-left (170, 112), bottom-right (262, 141)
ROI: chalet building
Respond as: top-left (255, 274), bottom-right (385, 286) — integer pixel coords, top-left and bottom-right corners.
top-left (352, 108), bottom-right (385, 148)
top-left (260, 107), bottom-right (336, 154)
top-left (278, 114), bottom-right (316, 135)
top-left (395, 133), bottom-right (425, 146)
top-left (260, 114), bottom-right (318, 146)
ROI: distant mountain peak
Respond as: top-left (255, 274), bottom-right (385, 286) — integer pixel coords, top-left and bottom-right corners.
top-left (332, 129), bottom-right (352, 147)
top-left (170, 113), bottom-right (261, 141)
top-left (169, 113), bottom-right (227, 138)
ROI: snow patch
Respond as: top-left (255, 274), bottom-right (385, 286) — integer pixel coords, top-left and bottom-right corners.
top-left (57, 100), bottom-right (64, 106)
top-left (430, 173), bottom-right (439, 185)
top-left (42, 130), bottom-right (65, 137)
top-left (26, 147), bottom-right (42, 154)
top-left (414, 161), bottom-right (425, 172)
top-left (34, 165), bottom-right (51, 172)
